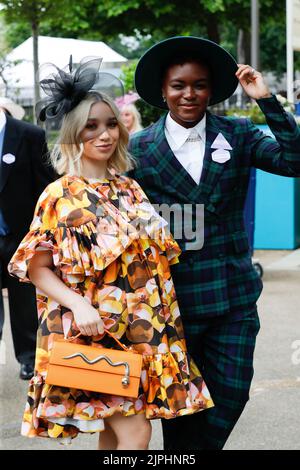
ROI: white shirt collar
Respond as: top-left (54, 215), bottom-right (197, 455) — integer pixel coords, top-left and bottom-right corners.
top-left (165, 112), bottom-right (206, 151)
top-left (0, 110), bottom-right (7, 133)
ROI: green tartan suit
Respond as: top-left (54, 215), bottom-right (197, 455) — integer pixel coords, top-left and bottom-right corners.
top-left (128, 95), bottom-right (300, 449)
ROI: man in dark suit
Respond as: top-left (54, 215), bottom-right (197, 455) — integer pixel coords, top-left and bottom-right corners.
top-left (128, 37), bottom-right (300, 449)
top-left (0, 97), bottom-right (56, 379)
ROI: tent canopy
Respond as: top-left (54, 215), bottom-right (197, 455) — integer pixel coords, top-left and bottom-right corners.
top-left (1, 36), bottom-right (128, 102)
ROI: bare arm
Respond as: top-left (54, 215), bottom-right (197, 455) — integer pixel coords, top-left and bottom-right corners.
top-left (28, 251), bottom-right (104, 336)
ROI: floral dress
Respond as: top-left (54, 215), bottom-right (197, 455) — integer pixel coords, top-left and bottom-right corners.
top-left (8, 169), bottom-right (214, 441)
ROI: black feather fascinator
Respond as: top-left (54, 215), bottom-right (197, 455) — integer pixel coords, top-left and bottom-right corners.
top-left (36, 56), bottom-right (124, 123)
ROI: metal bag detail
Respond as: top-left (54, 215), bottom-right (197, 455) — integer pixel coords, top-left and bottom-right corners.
top-left (62, 351), bottom-right (131, 387)
top-left (46, 339), bottom-right (142, 398)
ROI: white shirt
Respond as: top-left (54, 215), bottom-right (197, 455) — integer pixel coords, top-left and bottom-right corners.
top-left (164, 113), bottom-right (206, 184)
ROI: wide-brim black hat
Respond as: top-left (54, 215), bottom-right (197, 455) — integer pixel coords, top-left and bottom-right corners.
top-left (135, 36), bottom-right (238, 108)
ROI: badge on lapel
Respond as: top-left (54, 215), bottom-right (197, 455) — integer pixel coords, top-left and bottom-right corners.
top-left (211, 133), bottom-right (232, 164)
top-left (2, 153), bottom-right (16, 164)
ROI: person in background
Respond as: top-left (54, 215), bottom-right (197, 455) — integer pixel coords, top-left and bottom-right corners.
top-left (120, 103), bottom-right (143, 134)
top-left (0, 96), bottom-right (56, 380)
top-left (115, 92), bottom-right (143, 134)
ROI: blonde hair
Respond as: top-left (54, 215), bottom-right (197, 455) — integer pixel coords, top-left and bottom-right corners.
top-left (121, 103), bottom-right (143, 134)
top-left (51, 92), bottom-right (136, 176)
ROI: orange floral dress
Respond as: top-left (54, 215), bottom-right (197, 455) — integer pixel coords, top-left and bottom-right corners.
top-left (8, 170), bottom-right (213, 441)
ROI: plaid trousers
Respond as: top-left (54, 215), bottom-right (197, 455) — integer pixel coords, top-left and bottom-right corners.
top-left (161, 307), bottom-right (260, 450)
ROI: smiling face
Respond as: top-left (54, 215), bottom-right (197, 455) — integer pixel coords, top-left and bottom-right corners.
top-left (162, 60), bottom-right (212, 128)
top-left (80, 101), bottom-right (120, 168)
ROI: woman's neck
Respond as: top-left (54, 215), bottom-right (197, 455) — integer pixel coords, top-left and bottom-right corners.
top-left (80, 158), bottom-right (108, 179)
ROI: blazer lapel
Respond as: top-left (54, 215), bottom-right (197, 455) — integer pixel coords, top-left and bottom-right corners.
top-left (143, 113), bottom-right (234, 204)
top-left (144, 116), bottom-right (199, 202)
top-left (0, 116), bottom-right (23, 193)
top-left (189, 111), bottom-right (232, 202)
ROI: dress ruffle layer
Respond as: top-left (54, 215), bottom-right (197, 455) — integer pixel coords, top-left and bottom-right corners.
top-left (22, 350), bottom-right (213, 439)
top-left (9, 222), bottom-right (181, 283)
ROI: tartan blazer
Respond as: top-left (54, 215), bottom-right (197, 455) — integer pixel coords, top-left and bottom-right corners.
top-left (128, 96), bottom-right (300, 319)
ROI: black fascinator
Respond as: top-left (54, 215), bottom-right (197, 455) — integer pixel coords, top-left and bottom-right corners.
top-left (36, 56), bottom-right (124, 123)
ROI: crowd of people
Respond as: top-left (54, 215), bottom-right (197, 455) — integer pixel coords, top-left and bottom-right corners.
top-left (1, 35), bottom-right (300, 450)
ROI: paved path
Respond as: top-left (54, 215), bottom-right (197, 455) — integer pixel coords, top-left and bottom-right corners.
top-left (265, 248), bottom-right (300, 271)
top-left (1, 250), bottom-right (300, 450)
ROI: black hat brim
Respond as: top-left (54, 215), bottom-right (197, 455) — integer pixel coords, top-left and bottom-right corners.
top-left (135, 36), bottom-right (239, 109)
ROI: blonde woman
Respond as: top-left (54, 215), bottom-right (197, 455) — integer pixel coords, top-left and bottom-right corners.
top-left (120, 103), bottom-right (143, 134)
top-left (115, 93), bottom-right (143, 134)
top-left (8, 58), bottom-right (213, 450)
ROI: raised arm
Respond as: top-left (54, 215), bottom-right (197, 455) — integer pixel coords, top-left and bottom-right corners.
top-left (236, 64), bottom-right (300, 176)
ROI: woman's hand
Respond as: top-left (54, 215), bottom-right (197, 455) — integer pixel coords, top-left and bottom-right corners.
top-left (72, 297), bottom-right (105, 336)
top-left (27, 251), bottom-right (104, 337)
top-left (236, 64), bottom-right (272, 100)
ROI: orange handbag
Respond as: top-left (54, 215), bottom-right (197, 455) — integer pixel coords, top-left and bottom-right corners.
top-left (46, 330), bottom-right (143, 398)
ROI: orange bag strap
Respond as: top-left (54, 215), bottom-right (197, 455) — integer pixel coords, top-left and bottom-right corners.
top-left (66, 329), bottom-right (130, 352)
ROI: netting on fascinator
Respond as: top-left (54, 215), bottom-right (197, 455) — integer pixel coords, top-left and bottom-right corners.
top-left (36, 56), bottom-right (124, 124)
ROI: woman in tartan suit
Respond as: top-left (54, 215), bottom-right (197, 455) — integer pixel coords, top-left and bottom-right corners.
top-left (128, 36), bottom-right (300, 449)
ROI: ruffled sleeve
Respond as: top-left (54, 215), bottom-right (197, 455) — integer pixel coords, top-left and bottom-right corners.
top-left (8, 180), bottom-right (61, 282)
top-left (124, 177), bottom-right (181, 265)
top-left (8, 177), bottom-right (141, 283)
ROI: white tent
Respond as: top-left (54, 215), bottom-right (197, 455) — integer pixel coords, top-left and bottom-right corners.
top-left (1, 36), bottom-right (128, 104)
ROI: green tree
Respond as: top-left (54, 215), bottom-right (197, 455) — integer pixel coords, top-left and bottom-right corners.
top-left (119, 59), bottom-right (163, 127)
top-left (0, 0), bottom-right (93, 115)
top-left (90, 0), bottom-right (289, 75)
top-left (1, 1), bottom-right (289, 76)
top-left (1, 0), bottom-right (294, 105)
top-left (0, 53), bottom-right (22, 96)
top-left (119, 61), bottom-right (137, 93)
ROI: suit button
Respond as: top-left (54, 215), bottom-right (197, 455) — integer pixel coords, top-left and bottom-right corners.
top-left (218, 253), bottom-right (225, 260)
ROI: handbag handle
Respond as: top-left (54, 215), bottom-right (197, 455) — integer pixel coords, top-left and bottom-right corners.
top-left (65, 329), bottom-right (131, 353)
